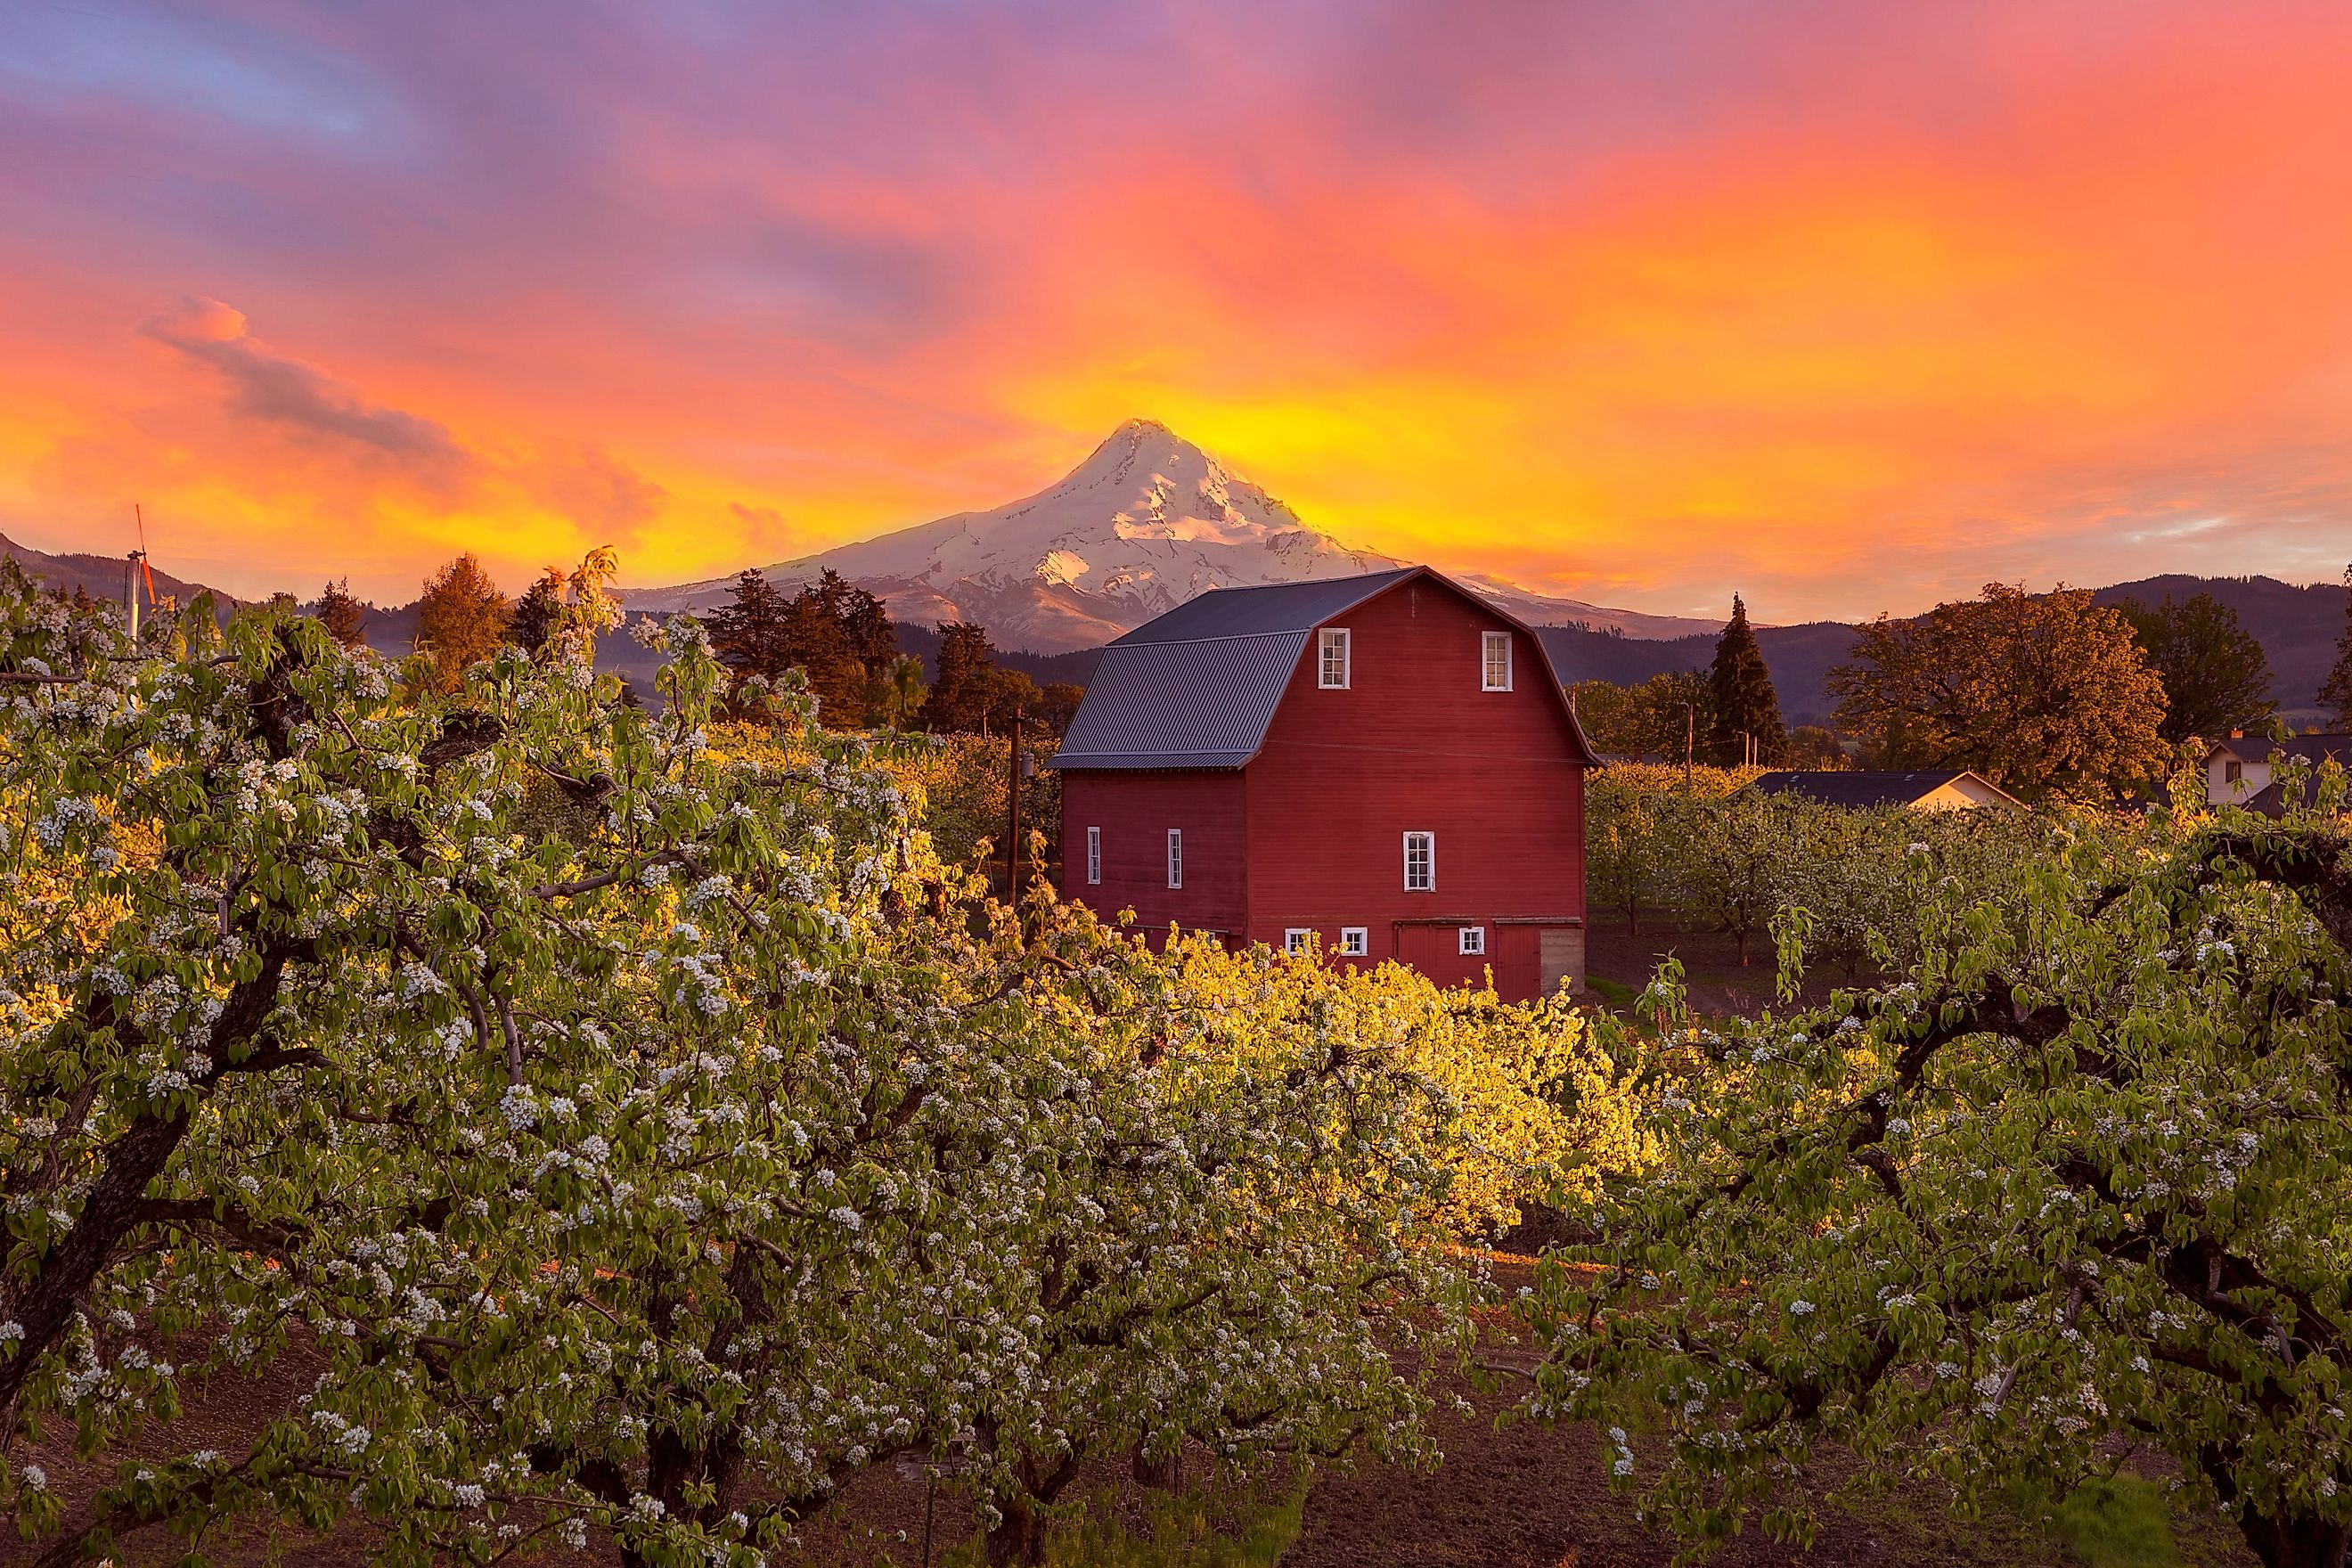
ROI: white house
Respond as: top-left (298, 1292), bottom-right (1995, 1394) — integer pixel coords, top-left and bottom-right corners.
top-left (2204, 734), bottom-right (2352, 813)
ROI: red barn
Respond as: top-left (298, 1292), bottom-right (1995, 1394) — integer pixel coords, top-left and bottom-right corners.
top-left (1050, 566), bottom-right (1597, 1000)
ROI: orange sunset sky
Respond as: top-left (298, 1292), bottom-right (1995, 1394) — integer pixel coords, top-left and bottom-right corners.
top-left (3, 0), bottom-right (2350, 621)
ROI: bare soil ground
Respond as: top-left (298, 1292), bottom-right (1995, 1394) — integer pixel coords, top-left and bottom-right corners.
top-left (12, 1263), bottom-right (2259, 1568)
top-left (1584, 919), bottom-right (1870, 1018)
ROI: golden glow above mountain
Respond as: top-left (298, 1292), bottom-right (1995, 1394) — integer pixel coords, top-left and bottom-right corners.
top-left (4, 3), bottom-right (2350, 621)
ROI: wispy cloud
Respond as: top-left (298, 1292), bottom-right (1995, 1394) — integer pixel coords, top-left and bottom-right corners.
top-left (139, 297), bottom-right (470, 469)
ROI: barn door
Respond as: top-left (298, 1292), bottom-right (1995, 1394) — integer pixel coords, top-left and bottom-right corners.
top-left (1394, 924), bottom-right (1454, 982)
top-left (1538, 926), bottom-right (1585, 997)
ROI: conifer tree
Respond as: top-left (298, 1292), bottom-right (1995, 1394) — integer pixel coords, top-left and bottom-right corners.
top-left (706, 568), bottom-right (793, 694)
top-left (1705, 594), bottom-right (1786, 766)
top-left (412, 552), bottom-right (510, 693)
top-left (509, 566), bottom-right (566, 656)
top-left (316, 576), bottom-right (367, 649)
top-left (2322, 563), bottom-right (2352, 729)
top-left (922, 620), bottom-right (1002, 732)
top-left (706, 568), bottom-right (902, 726)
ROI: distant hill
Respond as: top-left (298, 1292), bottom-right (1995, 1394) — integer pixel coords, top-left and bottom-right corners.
top-left (1535, 621), bottom-right (1865, 730)
top-left (890, 621), bottom-right (1100, 689)
top-left (0, 531), bottom-right (241, 620)
top-left (1531, 573), bottom-right (2347, 729)
top-left (2093, 575), bottom-right (2344, 723)
top-left (9, 528), bottom-right (2339, 727)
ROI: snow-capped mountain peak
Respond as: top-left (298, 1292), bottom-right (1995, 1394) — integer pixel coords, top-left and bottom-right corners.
top-left (625, 421), bottom-right (1719, 651)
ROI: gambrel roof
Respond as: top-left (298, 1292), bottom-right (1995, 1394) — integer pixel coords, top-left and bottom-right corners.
top-left (1050, 567), bottom-right (1597, 770)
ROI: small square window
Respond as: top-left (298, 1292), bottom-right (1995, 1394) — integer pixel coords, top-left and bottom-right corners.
top-left (1402, 831), bottom-right (1434, 892)
top-left (1284, 928), bottom-right (1312, 955)
top-left (1085, 825), bottom-right (1101, 885)
top-left (1458, 926), bottom-right (1486, 956)
top-left (1339, 927), bottom-right (1368, 956)
top-left (1319, 627), bottom-right (1351, 689)
top-left (1166, 828), bottom-right (1182, 889)
top-left (2225, 760), bottom-right (2243, 784)
top-left (1482, 630), bottom-right (1512, 691)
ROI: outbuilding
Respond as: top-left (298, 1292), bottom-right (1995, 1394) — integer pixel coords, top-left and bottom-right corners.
top-left (1746, 770), bottom-right (2022, 811)
top-left (1050, 567), bottom-right (1597, 1000)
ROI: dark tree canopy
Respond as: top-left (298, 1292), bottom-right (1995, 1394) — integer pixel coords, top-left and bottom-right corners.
top-left (921, 620), bottom-right (999, 732)
top-left (412, 552), bottom-right (511, 693)
top-left (1036, 681), bottom-right (1087, 737)
top-left (316, 576), bottom-right (367, 649)
top-left (706, 568), bottom-right (900, 726)
top-left (2323, 564), bottom-right (2352, 728)
top-left (1829, 582), bottom-right (2167, 799)
top-left (2119, 591), bottom-right (2277, 741)
top-left (1705, 594), bottom-right (1786, 766)
top-left (1570, 670), bottom-right (1714, 763)
top-left (510, 567), bottom-right (567, 657)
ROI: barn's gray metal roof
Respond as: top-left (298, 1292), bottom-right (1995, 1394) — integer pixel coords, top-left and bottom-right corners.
top-left (1052, 567), bottom-right (1598, 771)
top-left (1104, 568), bottom-right (1418, 647)
top-left (1049, 632), bottom-right (1308, 768)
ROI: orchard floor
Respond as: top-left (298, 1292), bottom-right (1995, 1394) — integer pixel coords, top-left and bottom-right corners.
top-left (1582, 919), bottom-right (1871, 1018)
top-left (14, 1262), bottom-right (2258, 1568)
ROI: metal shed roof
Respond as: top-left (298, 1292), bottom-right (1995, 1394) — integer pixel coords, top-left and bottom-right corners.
top-left (1051, 566), bottom-right (1597, 771)
top-left (1747, 770), bottom-right (2021, 808)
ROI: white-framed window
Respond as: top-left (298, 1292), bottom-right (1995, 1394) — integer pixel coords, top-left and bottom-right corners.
top-left (1482, 630), bottom-right (1512, 691)
top-left (1402, 830), bottom-right (1434, 892)
top-left (1284, 927), bottom-right (1312, 955)
top-left (1458, 925), bottom-right (1486, 956)
top-left (1166, 828), bottom-right (1183, 889)
top-left (1339, 927), bottom-right (1368, 956)
top-left (1085, 825), bottom-right (1101, 885)
top-left (1319, 627), bottom-right (1351, 689)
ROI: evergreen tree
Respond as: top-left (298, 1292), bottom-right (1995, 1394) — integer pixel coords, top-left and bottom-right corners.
top-left (1705, 594), bottom-right (1785, 766)
top-left (2322, 563), bottom-right (2352, 729)
top-left (922, 621), bottom-right (1000, 732)
top-left (412, 552), bottom-right (510, 693)
top-left (2118, 591), bottom-right (2275, 740)
top-left (706, 568), bottom-right (905, 727)
top-left (317, 576), bottom-right (368, 649)
top-left (706, 568), bottom-right (794, 697)
top-left (788, 570), bottom-right (895, 725)
top-left (510, 567), bottom-right (567, 656)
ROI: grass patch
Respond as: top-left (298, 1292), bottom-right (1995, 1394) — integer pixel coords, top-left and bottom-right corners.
top-left (1584, 976), bottom-right (1642, 1014)
top-left (2049, 1474), bottom-right (2183, 1568)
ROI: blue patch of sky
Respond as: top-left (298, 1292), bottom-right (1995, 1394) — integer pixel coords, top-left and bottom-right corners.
top-left (0, 3), bottom-right (394, 143)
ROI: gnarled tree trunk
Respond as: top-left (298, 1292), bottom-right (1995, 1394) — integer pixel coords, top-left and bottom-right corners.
top-left (2238, 1507), bottom-right (2350, 1568)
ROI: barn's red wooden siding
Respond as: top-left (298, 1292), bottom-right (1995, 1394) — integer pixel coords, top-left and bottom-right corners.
top-left (1055, 571), bottom-right (1587, 1000)
top-left (1058, 769), bottom-right (1247, 942)
top-left (1241, 582), bottom-right (1585, 998)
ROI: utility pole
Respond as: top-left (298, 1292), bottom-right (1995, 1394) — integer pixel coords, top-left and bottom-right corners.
top-left (1685, 702), bottom-right (1695, 793)
top-left (1005, 705), bottom-right (1024, 902)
